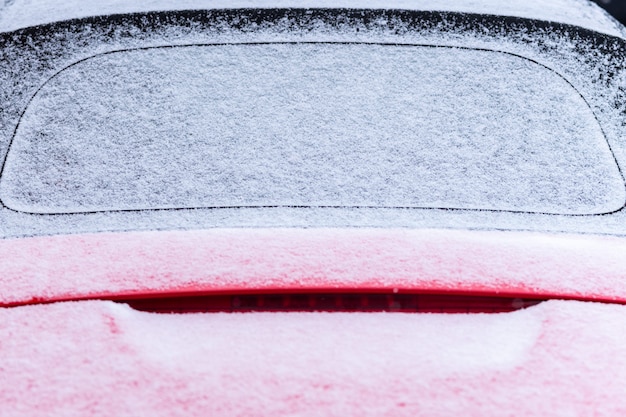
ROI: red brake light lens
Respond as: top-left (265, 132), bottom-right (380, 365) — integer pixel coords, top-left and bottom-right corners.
top-left (122, 293), bottom-right (542, 314)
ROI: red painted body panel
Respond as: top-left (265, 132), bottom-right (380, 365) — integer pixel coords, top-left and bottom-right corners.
top-left (2, 228), bottom-right (625, 306)
top-left (1, 299), bottom-right (626, 416)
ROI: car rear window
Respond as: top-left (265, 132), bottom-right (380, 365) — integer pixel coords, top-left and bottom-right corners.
top-left (0, 43), bottom-right (622, 214)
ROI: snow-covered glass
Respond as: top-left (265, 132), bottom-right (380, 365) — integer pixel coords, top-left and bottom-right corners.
top-left (1, 43), bottom-right (622, 214)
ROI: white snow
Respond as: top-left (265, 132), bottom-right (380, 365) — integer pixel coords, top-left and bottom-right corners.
top-left (1, 299), bottom-right (626, 415)
top-left (0, 4), bottom-right (625, 411)
top-left (0, 0), bottom-right (625, 239)
top-left (0, 0), bottom-right (623, 37)
top-left (2, 43), bottom-right (621, 215)
top-left (2, 228), bottom-right (626, 306)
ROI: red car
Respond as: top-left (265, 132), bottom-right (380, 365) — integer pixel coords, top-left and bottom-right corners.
top-left (2, 1), bottom-right (626, 415)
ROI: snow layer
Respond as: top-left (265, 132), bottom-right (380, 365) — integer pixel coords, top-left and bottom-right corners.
top-left (0, 299), bottom-right (625, 416)
top-left (0, 0), bottom-right (623, 37)
top-left (3, 228), bottom-right (626, 306)
top-left (3, 43), bottom-right (620, 214)
top-left (2, 7), bottom-right (626, 237)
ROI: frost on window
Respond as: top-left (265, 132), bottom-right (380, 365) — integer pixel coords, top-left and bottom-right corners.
top-left (0, 43), bottom-right (622, 214)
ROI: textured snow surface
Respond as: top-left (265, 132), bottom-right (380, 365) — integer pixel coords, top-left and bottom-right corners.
top-left (2, 7), bottom-right (626, 236)
top-left (0, 0), bottom-right (622, 37)
top-left (3, 43), bottom-right (620, 214)
top-left (1, 299), bottom-right (626, 416)
top-left (3, 228), bottom-right (626, 305)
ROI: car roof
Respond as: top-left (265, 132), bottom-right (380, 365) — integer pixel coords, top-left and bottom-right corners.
top-left (0, 0), bottom-right (623, 37)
